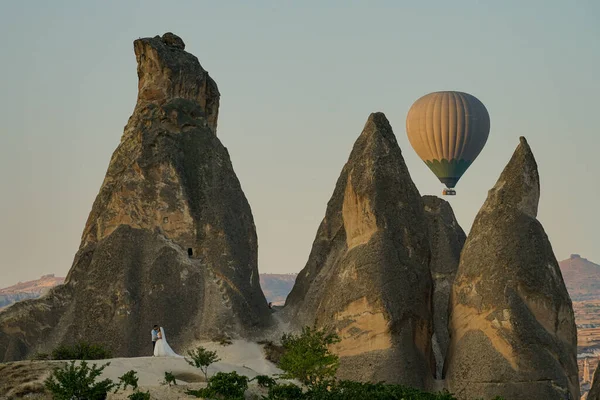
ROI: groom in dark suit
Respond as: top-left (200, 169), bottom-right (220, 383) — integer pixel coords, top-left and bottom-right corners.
top-left (151, 325), bottom-right (160, 353)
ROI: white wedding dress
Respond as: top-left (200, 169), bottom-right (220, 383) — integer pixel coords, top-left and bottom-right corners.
top-left (153, 327), bottom-right (183, 358)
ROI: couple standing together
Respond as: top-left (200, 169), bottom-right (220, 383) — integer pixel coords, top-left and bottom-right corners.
top-left (151, 325), bottom-right (182, 357)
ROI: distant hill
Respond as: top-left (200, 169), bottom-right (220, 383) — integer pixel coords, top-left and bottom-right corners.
top-left (2, 256), bottom-right (598, 309)
top-left (0, 274), bottom-right (65, 309)
top-left (559, 254), bottom-right (600, 301)
top-left (260, 273), bottom-right (298, 305)
top-left (0, 273), bottom-right (299, 310)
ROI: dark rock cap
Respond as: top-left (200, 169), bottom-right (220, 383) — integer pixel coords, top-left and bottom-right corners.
top-left (161, 32), bottom-right (185, 49)
top-left (134, 33), bottom-right (220, 134)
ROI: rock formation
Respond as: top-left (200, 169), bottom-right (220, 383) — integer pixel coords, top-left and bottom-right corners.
top-left (422, 196), bottom-right (466, 379)
top-left (588, 365), bottom-right (600, 400)
top-left (444, 137), bottom-right (579, 399)
top-left (0, 33), bottom-right (270, 361)
top-left (283, 112), bottom-right (435, 388)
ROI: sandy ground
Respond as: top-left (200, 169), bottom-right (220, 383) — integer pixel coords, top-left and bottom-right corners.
top-left (99, 340), bottom-right (282, 386)
top-left (0, 340), bottom-right (285, 399)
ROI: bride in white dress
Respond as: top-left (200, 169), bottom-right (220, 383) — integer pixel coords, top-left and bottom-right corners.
top-left (153, 327), bottom-right (184, 358)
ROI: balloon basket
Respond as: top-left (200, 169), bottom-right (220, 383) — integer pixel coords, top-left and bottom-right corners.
top-left (442, 188), bottom-right (456, 196)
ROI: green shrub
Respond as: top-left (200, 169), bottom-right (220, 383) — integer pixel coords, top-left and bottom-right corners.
top-left (161, 371), bottom-right (177, 386)
top-left (44, 360), bottom-right (116, 400)
top-left (128, 391), bottom-right (151, 400)
top-left (252, 374), bottom-right (277, 388)
top-left (265, 383), bottom-right (304, 399)
top-left (51, 341), bottom-right (112, 360)
top-left (185, 346), bottom-right (220, 380)
top-left (259, 380), bottom-right (465, 400)
top-left (187, 371), bottom-right (248, 400)
top-left (117, 370), bottom-right (139, 391)
top-left (278, 326), bottom-right (340, 387)
top-left (304, 381), bottom-right (459, 400)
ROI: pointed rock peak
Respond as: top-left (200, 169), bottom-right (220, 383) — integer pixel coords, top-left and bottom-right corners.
top-left (483, 136), bottom-right (540, 218)
top-left (364, 111), bottom-right (391, 130)
top-left (359, 112), bottom-right (398, 144)
top-left (345, 112), bottom-right (406, 176)
top-left (134, 32), bottom-right (220, 133)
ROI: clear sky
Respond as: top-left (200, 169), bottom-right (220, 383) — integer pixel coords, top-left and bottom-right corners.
top-left (0, 1), bottom-right (598, 288)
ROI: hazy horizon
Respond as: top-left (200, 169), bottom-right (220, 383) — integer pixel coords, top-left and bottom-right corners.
top-left (1, 1), bottom-right (599, 288)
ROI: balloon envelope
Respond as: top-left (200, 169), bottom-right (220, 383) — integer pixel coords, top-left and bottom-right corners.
top-left (406, 91), bottom-right (490, 188)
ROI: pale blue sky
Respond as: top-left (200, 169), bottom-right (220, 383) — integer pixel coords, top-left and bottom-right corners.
top-left (1, 1), bottom-right (598, 287)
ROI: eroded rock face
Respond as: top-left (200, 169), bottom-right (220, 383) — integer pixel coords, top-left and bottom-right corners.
top-left (588, 366), bottom-right (600, 400)
top-left (422, 195), bottom-right (465, 379)
top-left (134, 33), bottom-right (220, 134)
top-left (283, 113), bottom-right (434, 388)
top-left (444, 137), bottom-right (579, 399)
top-left (0, 33), bottom-right (269, 361)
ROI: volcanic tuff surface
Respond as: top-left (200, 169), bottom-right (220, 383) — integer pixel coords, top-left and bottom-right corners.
top-left (0, 33), bottom-right (270, 362)
top-left (588, 366), bottom-right (600, 400)
top-left (283, 112), bottom-right (435, 388)
top-left (444, 137), bottom-right (579, 400)
top-left (422, 195), bottom-right (466, 379)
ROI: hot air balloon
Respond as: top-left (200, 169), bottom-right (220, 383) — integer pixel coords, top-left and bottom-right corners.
top-left (406, 91), bottom-right (490, 196)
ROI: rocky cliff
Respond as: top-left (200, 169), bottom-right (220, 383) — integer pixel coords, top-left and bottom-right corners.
top-left (444, 137), bottom-right (579, 400)
top-left (422, 196), bottom-right (466, 379)
top-left (283, 112), bottom-right (435, 388)
top-left (0, 33), bottom-right (270, 361)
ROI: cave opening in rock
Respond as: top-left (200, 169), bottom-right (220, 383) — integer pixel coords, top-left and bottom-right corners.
top-left (187, 248), bottom-right (193, 257)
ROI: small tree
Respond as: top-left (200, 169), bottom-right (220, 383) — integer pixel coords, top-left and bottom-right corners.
top-left (44, 360), bottom-right (116, 400)
top-left (185, 346), bottom-right (221, 380)
top-left (117, 370), bottom-right (139, 391)
top-left (266, 383), bottom-right (304, 399)
top-left (251, 374), bottom-right (277, 388)
top-left (187, 371), bottom-right (248, 400)
top-left (161, 371), bottom-right (177, 386)
top-left (278, 326), bottom-right (340, 387)
top-left (128, 391), bottom-right (151, 400)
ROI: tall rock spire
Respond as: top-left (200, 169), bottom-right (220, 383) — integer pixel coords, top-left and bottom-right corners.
top-left (0, 33), bottom-right (269, 361)
top-left (445, 137), bottom-right (579, 399)
top-left (284, 112), bottom-right (435, 388)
